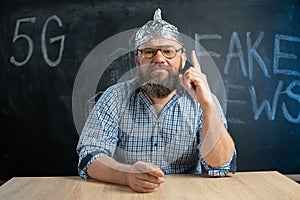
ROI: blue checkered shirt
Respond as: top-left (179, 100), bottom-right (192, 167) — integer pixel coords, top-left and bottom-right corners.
top-left (77, 78), bottom-right (236, 179)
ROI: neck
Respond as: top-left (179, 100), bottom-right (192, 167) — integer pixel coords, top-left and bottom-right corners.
top-left (149, 90), bottom-right (176, 116)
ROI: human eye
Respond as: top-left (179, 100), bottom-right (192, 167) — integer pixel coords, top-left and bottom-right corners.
top-left (163, 47), bottom-right (175, 56)
top-left (143, 48), bottom-right (155, 55)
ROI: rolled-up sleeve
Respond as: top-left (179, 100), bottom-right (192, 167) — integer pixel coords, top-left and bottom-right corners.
top-left (76, 89), bottom-right (119, 179)
top-left (201, 150), bottom-right (237, 177)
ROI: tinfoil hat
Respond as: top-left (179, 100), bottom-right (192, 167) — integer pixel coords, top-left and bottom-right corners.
top-left (135, 8), bottom-right (184, 48)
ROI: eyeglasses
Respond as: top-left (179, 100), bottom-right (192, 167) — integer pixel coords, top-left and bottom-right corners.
top-left (138, 46), bottom-right (183, 59)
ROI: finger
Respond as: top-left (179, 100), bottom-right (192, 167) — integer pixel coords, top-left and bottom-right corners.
top-left (191, 50), bottom-right (201, 72)
top-left (136, 178), bottom-right (160, 189)
top-left (132, 184), bottom-right (157, 193)
top-left (179, 74), bottom-right (192, 90)
top-left (135, 161), bottom-right (162, 175)
top-left (136, 173), bottom-right (164, 184)
top-left (147, 169), bottom-right (164, 178)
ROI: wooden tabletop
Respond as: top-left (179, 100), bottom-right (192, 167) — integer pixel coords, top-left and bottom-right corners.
top-left (0, 171), bottom-right (299, 200)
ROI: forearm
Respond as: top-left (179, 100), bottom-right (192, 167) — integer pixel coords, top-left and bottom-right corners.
top-left (88, 156), bottom-right (131, 186)
top-left (201, 102), bottom-right (235, 167)
top-left (88, 156), bottom-right (165, 193)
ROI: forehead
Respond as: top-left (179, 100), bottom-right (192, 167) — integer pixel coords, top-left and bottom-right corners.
top-left (139, 38), bottom-right (182, 49)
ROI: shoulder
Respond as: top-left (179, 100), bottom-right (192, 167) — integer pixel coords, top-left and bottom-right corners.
top-left (97, 79), bottom-right (139, 104)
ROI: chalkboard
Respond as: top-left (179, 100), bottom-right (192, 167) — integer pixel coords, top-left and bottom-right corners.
top-left (0, 0), bottom-right (299, 180)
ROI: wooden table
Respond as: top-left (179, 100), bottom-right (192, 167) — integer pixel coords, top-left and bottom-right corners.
top-left (0, 171), bottom-right (299, 200)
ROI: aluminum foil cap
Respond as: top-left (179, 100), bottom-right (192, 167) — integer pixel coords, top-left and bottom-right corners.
top-left (135, 8), bottom-right (183, 48)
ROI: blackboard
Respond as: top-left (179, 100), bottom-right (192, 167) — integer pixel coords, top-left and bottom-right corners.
top-left (0, 0), bottom-right (299, 180)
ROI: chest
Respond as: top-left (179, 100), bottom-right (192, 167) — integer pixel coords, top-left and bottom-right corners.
top-left (115, 100), bottom-right (201, 165)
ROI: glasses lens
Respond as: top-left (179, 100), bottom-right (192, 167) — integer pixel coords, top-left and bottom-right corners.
top-left (161, 46), bottom-right (176, 58)
top-left (141, 48), bottom-right (157, 59)
top-left (139, 46), bottom-right (179, 59)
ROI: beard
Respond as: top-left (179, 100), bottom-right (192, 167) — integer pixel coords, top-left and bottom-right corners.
top-left (138, 62), bottom-right (181, 99)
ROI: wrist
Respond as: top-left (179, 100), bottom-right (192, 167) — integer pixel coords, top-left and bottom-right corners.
top-left (200, 100), bottom-right (214, 112)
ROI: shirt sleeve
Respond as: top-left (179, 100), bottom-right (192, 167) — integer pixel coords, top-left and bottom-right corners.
top-left (201, 150), bottom-right (237, 177)
top-left (76, 88), bottom-right (120, 179)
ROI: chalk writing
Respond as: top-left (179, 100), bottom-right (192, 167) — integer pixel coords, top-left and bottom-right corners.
top-left (195, 32), bottom-right (300, 124)
top-left (282, 80), bottom-right (300, 123)
top-left (10, 15), bottom-right (65, 67)
top-left (41, 15), bottom-right (65, 67)
top-left (225, 82), bottom-right (247, 106)
top-left (195, 34), bottom-right (222, 59)
top-left (224, 31), bottom-right (248, 77)
top-left (247, 31), bottom-right (270, 80)
top-left (273, 34), bottom-right (300, 77)
top-left (10, 17), bottom-right (36, 66)
top-left (249, 81), bottom-right (282, 120)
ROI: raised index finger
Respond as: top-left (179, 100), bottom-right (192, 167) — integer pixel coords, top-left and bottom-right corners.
top-left (191, 50), bottom-right (201, 72)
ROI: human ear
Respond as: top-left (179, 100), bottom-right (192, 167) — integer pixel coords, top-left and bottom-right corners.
top-left (181, 52), bottom-right (187, 69)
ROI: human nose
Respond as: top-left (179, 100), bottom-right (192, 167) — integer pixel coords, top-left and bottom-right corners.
top-left (152, 50), bottom-right (166, 63)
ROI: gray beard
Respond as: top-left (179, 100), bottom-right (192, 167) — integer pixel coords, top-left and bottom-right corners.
top-left (139, 63), bottom-right (181, 98)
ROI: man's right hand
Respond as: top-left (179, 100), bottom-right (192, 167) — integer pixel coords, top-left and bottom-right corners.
top-left (126, 161), bottom-right (165, 193)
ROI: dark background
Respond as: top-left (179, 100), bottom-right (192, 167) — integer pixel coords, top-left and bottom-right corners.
top-left (0, 0), bottom-right (299, 180)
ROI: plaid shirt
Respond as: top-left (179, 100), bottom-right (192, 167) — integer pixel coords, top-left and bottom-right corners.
top-left (77, 78), bottom-right (236, 179)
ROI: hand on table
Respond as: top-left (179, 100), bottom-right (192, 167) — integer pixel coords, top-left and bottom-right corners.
top-left (126, 161), bottom-right (164, 193)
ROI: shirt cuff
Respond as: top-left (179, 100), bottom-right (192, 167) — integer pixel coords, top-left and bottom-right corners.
top-left (78, 151), bottom-right (106, 180)
top-left (201, 150), bottom-right (237, 177)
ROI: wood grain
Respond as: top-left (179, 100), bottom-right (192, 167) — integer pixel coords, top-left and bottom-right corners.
top-left (0, 171), bottom-right (299, 200)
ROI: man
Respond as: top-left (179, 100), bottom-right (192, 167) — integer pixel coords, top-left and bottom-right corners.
top-left (77, 8), bottom-right (236, 193)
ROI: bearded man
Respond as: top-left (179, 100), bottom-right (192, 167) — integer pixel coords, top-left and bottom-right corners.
top-left (77, 8), bottom-right (236, 193)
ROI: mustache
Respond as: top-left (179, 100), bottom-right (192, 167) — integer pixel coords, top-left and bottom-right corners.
top-left (148, 64), bottom-right (174, 73)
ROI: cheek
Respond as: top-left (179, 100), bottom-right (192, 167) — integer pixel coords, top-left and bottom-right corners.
top-left (168, 58), bottom-right (182, 71)
top-left (137, 63), bottom-right (149, 75)
top-left (139, 66), bottom-right (147, 73)
top-left (137, 57), bottom-right (152, 69)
